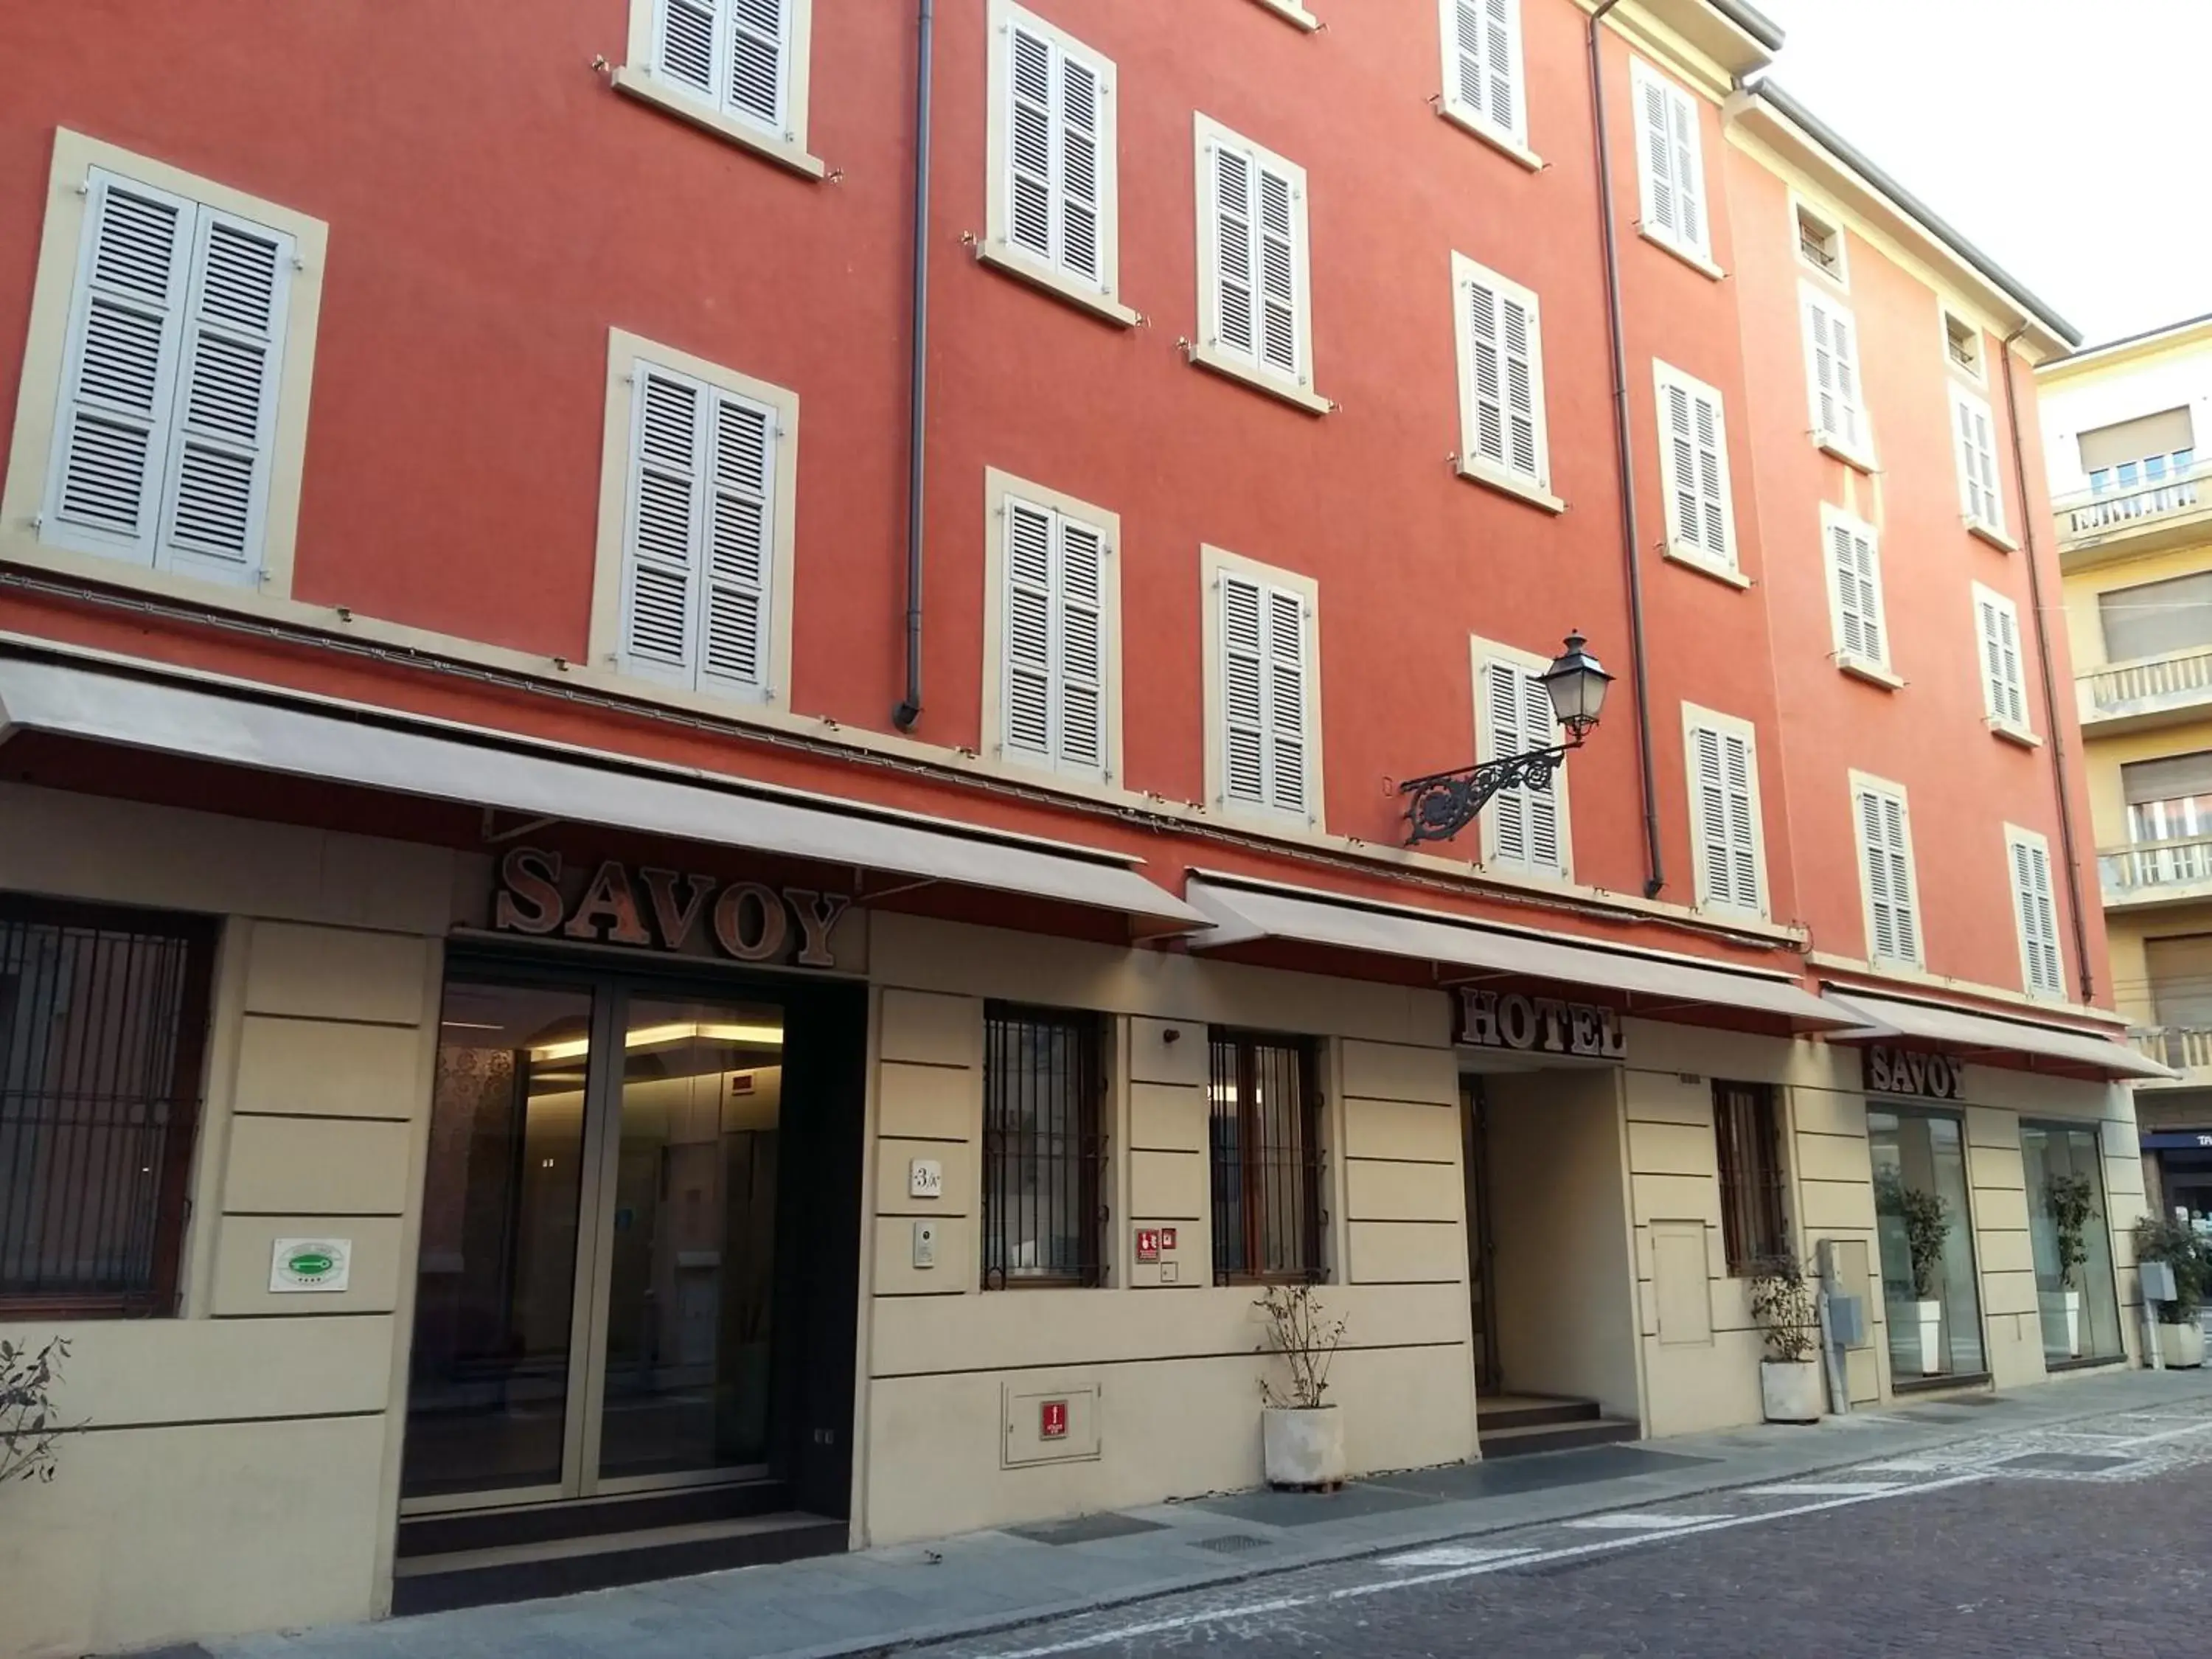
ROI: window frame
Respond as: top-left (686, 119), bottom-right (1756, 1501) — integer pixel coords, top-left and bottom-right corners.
top-left (1799, 282), bottom-right (1874, 469)
top-left (0, 894), bottom-right (218, 1319)
top-left (614, 0), bottom-right (825, 180)
top-left (1202, 543), bottom-right (1324, 830)
top-left (1790, 192), bottom-right (1849, 290)
top-left (1652, 358), bottom-right (1741, 585)
top-left (1, 128), bottom-right (326, 607)
top-left (1681, 701), bottom-right (1768, 919)
top-left (1191, 113), bottom-right (1328, 415)
top-left (2003, 824), bottom-right (2066, 1001)
top-left (1940, 303), bottom-right (1988, 386)
top-left (1436, 0), bottom-right (1537, 167)
top-left (1628, 58), bottom-right (1715, 272)
top-left (1820, 502), bottom-right (1894, 683)
top-left (1712, 1079), bottom-right (1788, 1276)
top-left (1450, 251), bottom-right (1557, 511)
top-left (1950, 383), bottom-right (2008, 541)
top-left (981, 466), bottom-right (1123, 785)
top-left (1850, 770), bottom-right (1925, 970)
top-left (1972, 580), bottom-right (2034, 743)
top-left (1470, 633), bottom-right (1573, 880)
top-left (981, 1002), bottom-right (1108, 1290)
top-left (589, 327), bottom-right (801, 709)
top-left (1207, 1028), bottom-right (1325, 1285)
top-left (982, 0), bottom-right (1133, 327)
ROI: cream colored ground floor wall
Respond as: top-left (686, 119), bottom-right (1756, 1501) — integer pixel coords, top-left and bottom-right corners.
top-left (0, 785), bottom-right (454, 1659)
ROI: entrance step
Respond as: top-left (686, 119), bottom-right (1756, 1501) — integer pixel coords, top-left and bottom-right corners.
top-left (391, 1509), bottom-right (847, 1615)
top-left (397, 1477), bottom-right (799, 1558)
top-left (1478, 1394), bottom-right (1641, 1458)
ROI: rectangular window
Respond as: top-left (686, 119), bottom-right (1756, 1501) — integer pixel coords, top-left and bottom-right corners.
top-left (1686, 708), bottom-right (1765, 916)
top-left (1942, 308), bottom-right (1985, 380)
top-left (1973, 583), bottom-right (2030, 735)
top-left (998, 490), bottom-right (1110, 780)
top-left (1822, 506), bottom-right (1890, 672)
top-left (41, 168), bottom-right (295, 586)
top-left (1630, 60), bottom-right (1708, 262)
top-left (0, 897), bottom-right (215, 1316)
top-left (1951, 386), bottom-right (2006, 536)
top-left (1439, 0), bottom-right (1528, 151)
top-left (1713, 1080), bottom-right (1787, 1275)
top-left (650, 0), bottom-right (796, 136)
top-left (2099, 570), bottom-right (2212, 663)
top-left (2078, 406), bottom-right (2194, 481)
top-left (2006, 827), bottom-right (2065, 1000)
top-left (988, 4), bottom-right (1119, 307)
top-left (1795, 199), bottom-right (1846, 285)
top-left (1653, 360), bottom-right (1736, 574)
top-left (1870, 1107), bottom-right (1985, 1381)
top-left (615, 354), bottom-right (787, 701)
top-left (1474, 644), bottom-right (1569, 878)
top-left (1452, 253), bottom-right (1550, 495)
top-left (1194, 116), bottom-right (1315, 400)
top-left (982, 1005), bottom-right (1105, 1288)
top-left (1853, 775), bottom-right (1923, 967)
top-left (1801, 286), bottom-right (1869, 459)
top-left (1208, 1031), bottom-right (1322, 1283)
top-left (1210, 553), bottom-right (1318, 823)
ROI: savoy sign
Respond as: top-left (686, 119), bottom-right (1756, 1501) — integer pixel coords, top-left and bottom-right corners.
top-left (1456, 988), bottom-right (1628, 1060)
top-left (1862, 1045), bottom-right (1968, 1101)
top-left (493, 847), bottom-right (852, 969)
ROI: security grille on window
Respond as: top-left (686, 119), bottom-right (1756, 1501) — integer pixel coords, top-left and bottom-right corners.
top-left (1200, 125), bottom-right (1310, 386)
top-left (619, 361), bottom-right (779, 700)
top-left (1218, 570), bottom-right (1312, 819)
top-left (1209, 1032), bottom-right (1322, 1282)
top-left (1479, 655), bottom-right (1567, 877)
top-left (1795, 204), bottom-right (1843, 279)
top-left (1454, 255), bottom-right (1549, 490)
top-left (1944, 311), bottom-right (1983, 378)
top-left (1440, 0), bottom-right (1527, 149)
top-left (982, 1005), bottom-right (1105, 1288)
top-left (0, 899), bottom-right (215, 1315)
top-left (1713, 1080), bottom-right (1787, 1274)
top-left (1854, 782), bottom-right (1921, 966)
top-left (1801, 288), bottom-right (1868, 456)
top-left (1952, 387), bottom-right (2006, 533)
top-left (2007, 832), bottom-right (2065, 999)
top-left (1630, 60), bottom-right (1707, 260)
top-left (1655, 362), bottom-right (1734, 569)
top-left (1001, 14), bottom-right (1112, 292)
top-left (653, 0), bottom-right (792, 134)
top-left (1825, 510), bottom-right (1888, 669)
top-left (42, 170), bottom-right (294, 585)
top-left (1974, 585), bottom-right (2029, 733)
top-left (1001, 496), bottom-right (1108, 778)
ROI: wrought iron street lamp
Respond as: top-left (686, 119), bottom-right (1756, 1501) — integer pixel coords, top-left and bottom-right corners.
top-left (1398, 633), bottom-right (1613, 846)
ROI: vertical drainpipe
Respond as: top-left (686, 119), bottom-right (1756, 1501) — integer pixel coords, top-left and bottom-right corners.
top-left (1587, 0), bottom-right (1666, 897)
top-left (2001, 323), bottom-right (2098, 1001)
top-left (893, 0), bottom-right (936, 731)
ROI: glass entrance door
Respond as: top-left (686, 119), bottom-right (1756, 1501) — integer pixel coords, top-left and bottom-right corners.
top-left (404, 975), bottom-right (787, 1509)
top-left (1461, 1078), bottom-right (1500, 1394)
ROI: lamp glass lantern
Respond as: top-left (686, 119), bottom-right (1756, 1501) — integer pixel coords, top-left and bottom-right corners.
top-left (1540, 632), bottom-right (1612, 742)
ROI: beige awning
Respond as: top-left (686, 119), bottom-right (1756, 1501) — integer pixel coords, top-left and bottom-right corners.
top-left (1185, 876), bottom-right (1847, 1027)
top-left (1821, 990), bottom-right (2172, 1081)
top-left (0, 654), bottom-right (1208, 933)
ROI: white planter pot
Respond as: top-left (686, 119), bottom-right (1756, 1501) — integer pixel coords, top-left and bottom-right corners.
top-left (2158, 1321), bottom-right (2205, 1369)
top-left (1915, 1298), bottom-right (1943, 1375)
top-left (1262, 1405), bottom-right (1346, 1490)
top-left (1760, 1359), bottom-right (1825, 1424)
top-left (2065, 1289), bottom-right (2083, 1357)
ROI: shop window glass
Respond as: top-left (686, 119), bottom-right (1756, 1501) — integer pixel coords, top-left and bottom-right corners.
top-left (1209, 1031), bottom-right (1323, 1282)
top-left (2023, 1121), bottom-right (2124, 1366)
top-left (981, 1005), bottom-right (1105, 1287)
top-left (1870, 1107), bottom-right (1986, 1382)
top-left (1713, 1079), bottom-right (1787, 1273)
top-left (0, 898), bottom-right (215, 1316)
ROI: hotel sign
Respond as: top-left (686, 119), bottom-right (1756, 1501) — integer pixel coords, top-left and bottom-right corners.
top-left (493, 846), bottom-right (852, 970)
top-left (1862, 1044), bottom-right (1968, 1101)
top-left (1455, 987), bottom-right (1629, 1060)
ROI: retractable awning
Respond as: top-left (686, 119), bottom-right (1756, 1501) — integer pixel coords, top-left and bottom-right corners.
top-left (0, 655), bottom-right (1207, 933)
top-left (1185, 875), bottom-right (1847, 1028)
top-left (1821, 990), bottom-right (2173, 1082)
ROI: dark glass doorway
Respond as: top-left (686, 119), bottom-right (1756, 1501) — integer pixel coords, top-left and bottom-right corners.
top-left (1461, 1077), bottom-right (1500, 1394)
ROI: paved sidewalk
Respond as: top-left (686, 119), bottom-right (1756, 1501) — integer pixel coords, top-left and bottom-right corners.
top-left (215, 1368), bottom-right (2212, 1659)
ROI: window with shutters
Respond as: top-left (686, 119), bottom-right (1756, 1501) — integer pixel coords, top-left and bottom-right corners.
top-left (591, 330), bottom-right (798, 709)
top-left (1437, 0), bottom-right (1532, 160)
top-left (1851, 773), bottom-right (1923, 968)
top-left (2004, 826), bottom-right (2065, 1000)
top-left (984, 3), bottom-right (1128, 324)
top-left (619, 0), bottom-right (821, 177)
top-left (1972, 582), bottom-right (2032, 741)
top-left (1451, 254), bottom-right (1556, 509)
top-left (985, 468), bottom-right (1120, 785)
top-left (1628, 60), bottom-right (1712, 268)
top-left (1801, 285), bottom-right (1872, 464)
top-left (1652, 360), bottom-right (1738, 581)
top-left (1950, 385), bottom-right (2007, 538)
top-left (1820, 504), bottom-right (1893, 679)
top-left (1192, 115), bottom-right (1326, 414)
top-left (1683, 704), bottom-right (1766, 917)
top-left (1470, 636), bottom-right (1571, 879)
top-left (1204, 546), bottom-right (1321, 827)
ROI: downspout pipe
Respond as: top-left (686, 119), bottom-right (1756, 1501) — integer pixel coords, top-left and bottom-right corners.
top-left (1587, 0), bottom-right (1666, 898)
top-left (2001, 322), bottom-right (2097, 1001)
top-left (893, 0), bottom-right (936, 731)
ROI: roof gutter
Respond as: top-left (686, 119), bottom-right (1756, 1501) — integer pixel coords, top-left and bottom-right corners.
top-left (1752, 80), bottom-right (2081, 349)
top-left (1707, 0), bottom-right (1785, 49)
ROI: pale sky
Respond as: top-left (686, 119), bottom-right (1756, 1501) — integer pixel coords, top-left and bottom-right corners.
top-left (1750, 0), bottom-right (2212, 349)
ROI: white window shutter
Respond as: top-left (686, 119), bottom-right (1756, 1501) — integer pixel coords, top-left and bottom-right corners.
top-left (1693, 725), bottom-right (1761, 911)
top-left (1828, 309), bottom-right (1861, 448)
top-left (1004, 500), bottom-right (1056, 760)
top-left (1638, 74), bottom-right (1675, 239)
top-left (47, 173), bottom-right (192, 561)
top-left (1691, 389), bottom-right (1725, 557)
top-left (1255, 164), bottom-right (1299, 378)
top-left (1220, 573), bottom-right (1267, 806)
top-left (1972, 406), bottom-right (2002, 526)
top-left (1978, 594), bottom-right (2027, 728)
top-left (1861, 790), bottom-right (1919, 964)
top-left (1500, 293), bottom-right (1539, 479)
top-left (1057, 517), bottom-right (1106, 774)
top-left (1829, 521), bottom-right (1884, 664)
top-left (1858, 790), bottom-right (1897, 961)
top-left (1464, 277), bottom-right (1515, 472)
top-left (726, 0), bottom-right (788, 130)
top-left (623, 369), bottom-right (706, 680)
top-left (1668, 86), bottom-right (1703, 251)
top-left (1955, 394), bottom-right (2004, 529)
top-left (656, 0), bottom-right (718, 98)
top-left (1482, 0), bottom-right (1520, 136)
top-left (1211, 145), bottom-right (1256, 361)
top-left (700, 392), bottom-right (773, 692)
top-left (1265, 586), bottom-right (1308, 813)
top-left (1007, 28), bottom-right (1057, 265)
top-left (1484, 660), bottom-right (1529, 866)
top-left (2012, 838), bottom-right (2062, 997)
top-left (654, 0), bottom-right (785, 131)
top-left (158, 208), bottom-right (291, 582)
top-left (1663, 381), bottom-right (1697, 548)
top-left (1660, 375), bottom-right (1728, 563)
top-left (1056, 53), bottom-right (1102, 285)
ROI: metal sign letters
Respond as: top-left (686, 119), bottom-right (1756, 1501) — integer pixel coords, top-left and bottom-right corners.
top-left (1455, 987), bottom-right (1628, 1060)
top-left (493, 846), bottom-right (852, 969)
top-left (1862, 1044), bottom-right (1968, 1101)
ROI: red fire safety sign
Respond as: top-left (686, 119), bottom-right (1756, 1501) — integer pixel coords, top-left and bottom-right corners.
top-left (1040, 1399), bottom-right (1069, 1440)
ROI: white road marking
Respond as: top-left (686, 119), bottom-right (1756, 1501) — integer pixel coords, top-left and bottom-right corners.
top-left (2111, 1417), bottom-right (2212, 1450)
top-left (1561, 1512), bottom-right (1728, 1530)
top-left (1380, 1545), bottom-right (1533, 1568)
top-left (1854, 1461), bottom-right (1945, 1473)
top-left (976, 1475), bottom-right (1987, 1659)
top-left (1739, 1481), bottom-right (1903, 1497)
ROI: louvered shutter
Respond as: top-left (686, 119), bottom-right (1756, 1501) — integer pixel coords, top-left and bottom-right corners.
top-left (1265, 586), bottom-right (1307, 813)
top-left (1484, 659), bottom-right (1562, 874)
top-left (727, 0), bottom-right (787, 129)
top-left (1056, 52), bottom-right (1102, 284)
top-left (1638, 74), bottom-right (1676, 240)
top-left (2012, 838), bottom-right (2063, 997)
top-left (1667, 86), bottom-right (1703, 251)
top-left (655, 0), bottom-right (718, 98)
top-left (653, 0), bottom-right (785, 131)
top-left (1255, 164), bottom-right (1298, 377)
top-left (1221, 572), bottom-right (1268, 807)
top-left (1858, 788), bottom-right (1919, 964)
top-left (1450, 0), bottom-right (1521, 138)
top-left (1057, 517), bottom-right (1106, 773)
top-left (700, 391), bottom-right (773, 692)
top-left (1464, 276), bottom-right (1541, 480)
top-left (1955, 395), bottom-right (2004, 529)
top-left (1720, 728), bottom-right (1759, 908)
top-left (1211, 145), bottom-right (1257, 361)
top-left (46, 173), bottom-right (192, 561)
top-left (622, 370), bottom-right (705, 681)
top-left (1006, 27), bottom-right (1105, 287)
top-left (1807, 298), bottom-right (1863, 450)
top-left (1978, 594), bottom-right (2027, 728)
top-left (1004, 500), bottom-right (1055, 761)
top-left (1007, 28), bottom-right (1056, 265)
top-left (1208, 140), bottom-right (1301, 380)
top-left (1882, 794), bottom-right (1919, 962)
top-left (1662, 378), bottom-right (1729, 562)
top-left (1004, 501), bottom-right (1108, 777)
top-left (1693, 725), bottom-right (1760, 911)
top-left (1829, 521), bottom-right (1885, 664)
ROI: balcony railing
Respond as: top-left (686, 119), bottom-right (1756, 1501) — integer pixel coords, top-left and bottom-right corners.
top-left (2132, 1025), bottom-right (2212, 1074)
top-left (2056, 460), bottom-right (2211, 542)
top-left (2101, 833), bottom-right (2212, 897)
top-left (2084, 645), bottom-right (2212, 717)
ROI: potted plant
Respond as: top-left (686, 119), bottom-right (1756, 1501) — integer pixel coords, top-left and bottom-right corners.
top-left (1, 1336), bottom-right (70, 1487)
top-left (1877, 1172), bottom-right (1953, 1375)
top-left (1747, 1256), bottom-right (1823, 1423)
top-left (2042, 1172), bottom-right (2098, 1358)
top-left (2133, 1216), bottom-right (2208, 1368)
top-left (1254, 1283), bottom-right (1347, 1490)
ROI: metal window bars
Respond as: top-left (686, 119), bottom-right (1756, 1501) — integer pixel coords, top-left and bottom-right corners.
top-left (981, 1004), bottom-right (1105, 1289)
top-left (0, 899), bottom-right (215, 1315)
top-left (1713, 1079), bottom-right (1788, 1274)
top-left (1208, 1032), bottom-right (1323, 1284)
